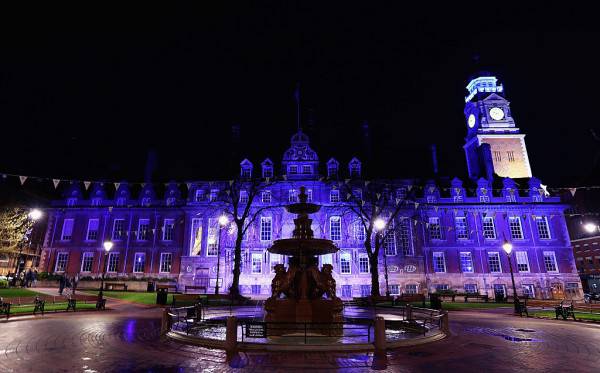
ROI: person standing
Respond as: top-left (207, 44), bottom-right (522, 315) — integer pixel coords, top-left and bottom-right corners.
top-left (72, 273), bottom-right (79, 295)
top-left (58, 275), bottom-right (65, 295)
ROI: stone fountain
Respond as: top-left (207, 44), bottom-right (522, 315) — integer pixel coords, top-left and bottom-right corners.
top-left (265, 187), bottom-right (343, 334)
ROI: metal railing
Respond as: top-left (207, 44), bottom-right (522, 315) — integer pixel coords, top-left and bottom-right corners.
top-left (238, 320), bottom-right (373, 344)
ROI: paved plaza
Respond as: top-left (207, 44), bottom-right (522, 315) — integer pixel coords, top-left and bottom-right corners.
top-left (1, 298), bottom-right (600, 372)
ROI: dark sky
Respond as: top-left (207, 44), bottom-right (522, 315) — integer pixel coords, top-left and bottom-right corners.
top-left (1, 4), bottom-right (600, 190)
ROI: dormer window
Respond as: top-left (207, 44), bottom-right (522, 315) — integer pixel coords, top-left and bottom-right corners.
top-left (302, 165), bottom-right (312, 174)
top-left (209, 189), bottom-right (219, 202)
top-left (289, 165), bottom-right (298, 175)
top-left (195, 189), bottom-right (205, 202)
top-left (261, 158), bottom-right (274, 178)
top-left (91, 198), bottom-right (102, 206)
top-left (348, 158), bottom-right (361, 178)
top-left (166, 197), bottom-right (176, 206)
top-left (116, 197), bottom-right (126, 206)
top-left (141, 197), bottom-right (151, 206)
top-left (328, 164), bottom-right (338, 177)
top-left (240, 159), bottom-right (253, 178)
top-left (240, 190), bottom-right (249, 204)
top-left (241, 168), bottom-right (251, 178)
top-left (67, 198), bottom-right (77, 207)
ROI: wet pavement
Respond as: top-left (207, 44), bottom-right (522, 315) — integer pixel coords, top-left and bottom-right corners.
top-left (1, 300), bottom-right (600, 372)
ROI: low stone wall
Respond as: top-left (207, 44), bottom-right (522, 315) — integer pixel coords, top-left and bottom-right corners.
top-left (34, 280), bottom-right (176, 292)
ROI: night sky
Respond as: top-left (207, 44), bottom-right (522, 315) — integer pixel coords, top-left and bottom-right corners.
top-left (1, 4), bottom-right (600, 195)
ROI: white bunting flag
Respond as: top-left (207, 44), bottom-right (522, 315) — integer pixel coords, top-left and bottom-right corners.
top-left (84, 181), bottom-right (91, 190)
top-left (19, 176), bottom-right (27, 185)
top-left (569, 188), bottom-right (576, 197)
top-left (345, 179), bottom-right (350, 184)
top-left (229, 180), bottom-right (234, 186)
top-left (53, 179), bottom-right (60, 188)
top-left (141, 183), bottom-right (146, 188)
top-left (186, 182), bottom-right (191, 190)
top-left (282, 175), bottom-right (287, 181)
top-left (114, 182), bottom-right (120, 191)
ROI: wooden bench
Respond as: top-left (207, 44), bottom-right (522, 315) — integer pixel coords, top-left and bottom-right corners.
top-left (464, 293), bottom-right (489, 303)
top-left (156, 284), bottom-right (178, 292)
top-left (105, 282), bottom-right (128, 291)
top-left (185, 285), bottom-right (207, 294)
top-left (555, 300), bottom-right (576, 320)
top-left (172, 294), bottom-right (203, 307)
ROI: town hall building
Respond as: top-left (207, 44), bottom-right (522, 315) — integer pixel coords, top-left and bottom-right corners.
top-left (39, 74), bottom-right (582, 300)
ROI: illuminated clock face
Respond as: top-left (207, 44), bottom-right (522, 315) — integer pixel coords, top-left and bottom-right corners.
top-left (489, 107), bottom-right (505, 120)
top-left (467, 114), bottom-right (476, 128)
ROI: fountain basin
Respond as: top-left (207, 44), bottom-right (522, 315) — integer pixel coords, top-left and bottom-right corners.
top-left (269, 238), bottom-right (338, 256)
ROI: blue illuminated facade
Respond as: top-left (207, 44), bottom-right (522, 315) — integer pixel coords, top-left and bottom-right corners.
top-left (40, 75), bottom-right (582, 299)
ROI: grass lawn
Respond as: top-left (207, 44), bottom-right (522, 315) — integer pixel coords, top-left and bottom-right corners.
top-left (9, 302), bottom-right (97, 314)
top-left (83, 290), bottom-right (175, 305)
top-left (0, 288), bottom-right (45, 298)
top-left (530, 310), bottom-right (600, 321)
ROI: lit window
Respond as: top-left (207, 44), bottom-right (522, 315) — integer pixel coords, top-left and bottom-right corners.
top-left (516, 251), bottom-right (530, 272)
top-left (455, 216), bottom-right (469, 240)
top-left (359, 255), bottom-right (370, 273)
top-left (330, 189), bottom-right (340, 203)
top-left (55, 252), bottom-right (69, 272)
top-left (488, 252), bottom-right (502, 273)
top-left (522, 284), bottom-right (535, 298)
top-left (433, 252), bottom-right (446, 273)
top-left (536, 216), bottom-right (551, 239)
top-left (261, 190), bottom-right (272, 203)
top-left (482, 216), bottom-right (496, 239)
top-left (330, 216), bottom-right (342, 241)
top-left (138, 219), bottom-right (150, 241)
top-left (464, 284), bottom-right (478, 294)
top-left (460, 252), bottom-right (473, 273)
top-left (306, 189), bottom-right (313, 202)
top-left (162, 219), bottom-right (175, 241)
top-left (251, 253), bottom-right (262, 274)
top-left (80, 252), bottom-right (94, 273)
top-left (190, 218), bottom-right (202, 256)
top-left (340, 253), bottom-right (351, 274)
top-left (270, 253), bottom-right (281, 272)
top-left (195, 189), bottom-right (205, 202)
top-left (354, 220), bottom-right (365, 241)
top-left (428, 217), bottom-right (442, 240)
top-left (107, 252), bottom-right (119, 272)
top-left (207, 219), bottom-right (218, 256)
top-left (389, 285), bottom-right (400, 295)
top-left (320, 254), bottom-right (332, 268)
top-left (133, 253), bottom-right (145, 273)
top-left (543, 251), bottom-right (558, 273)
top-left (398, 219), bottom-right (413, 256)
top-left (61, 218), bottom-right (74, 241)
top-left (384, 221), bottom-right (396, 256)
top-left (509, 216), bottom-right (524, 239)
top-left (239, 190), bottom-right (249, 204)
top-left (112, 219), bottom-right (125, 240)
top-left (86, 219), bottom-right (99, 241)
top-left (260, 217), bottom-right (272, 241)
top-left (288, 189), bottom-right (298, 203)
top-left (159, 253), bottom-right (172, 273)
top-left (405, 284), bottom-right (418, 294)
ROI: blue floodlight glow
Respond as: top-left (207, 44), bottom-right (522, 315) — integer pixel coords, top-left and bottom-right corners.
top-left (465, 76), bottom-right (504, 102)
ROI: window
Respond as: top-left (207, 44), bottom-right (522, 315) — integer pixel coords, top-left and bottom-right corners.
top-left (464, 284), bottom-right (478, 294)
top-left (494, 284), bottom-right (506, 298)
top-left (384, 222), bottom-right (396, 256)
top-left (133, 253), bottom-right (145, 273)
top-left (107, 252), bottom-right (119, 273)
top-left (405, 284), bottom-right (418, 294)
top-left (165, 197), bottom-right (176, 206)
top-left (505, 193), bottom-right (516, 203)
top-left (195, 189), bottom-right (205, 202)
top-left (302, 165), bottom-right (312, 174)
top-left (289, 165), bottom-right (298, 174)
top-left (359, 255), bottom-right (370, 273)
top-left (426, 195), bottom-right (437, 204)
top-left (329, 189), bottom-right (340, 203)
top-left (91, 198), bottom-right (101, 206)
top-left (137, 219), bottom-right (150, 241)
top-left (455, 216), bottom-right (469, 240)
top-left (479, 194), bottom-right (490, 203)
top-left (566, 282), bottom-right (579, 295)
top-left (460, 252), bottom-right (474, 273)
top-left (162, 219), bottom-right (175, 241)
top-left (341, 285), bottom-right (352, 298)
top-left (536, 216), bottom-right (551, 239)
top-left (399, 219), bottom-right (413, 256)
top-left (432, 252), bottom-right (446, 273)
top-left (190, 218), bottom-right (202, 256)
top-left (241, 168), bottom-right (252, 178)
top-left (350, 163), bottom-right (360, 177)
top-left (160, 253), bottom-right (172, 273)
top-left (482, 216), bottom-right (496, 239)
top-left (320, 254), bottom-right (332, 267)
top-left (261, 190), bottom-right (271, 203)
top-left (116, 197), bottom-right (126, 206)
top-left (360, 285), bottom-right (371, 297)
top-left (55, 252), bottom-right (69, 272)
top-left (330, 216), bottom-right (342, 241)
top-left (453, 195), bottom-right (463, 203)
top-left (353, 189), bottom-right (362, 201)
top-left (288, 189), bottom-right (298, 203)
top-left (488, 252), bottom-right (502, 273)
top-left (493, 151), bottom-right (502, 162)
top-left (270, 253), bottom-right (282, 272)
top-left (533, 194), bottom-right (543, 202)
top-left (112, 219), bottom-right (125, 240)
top-left (340, 253), bottom-right (351, 274)
top-left (507, 151), bottom-right (515, 162)
top-left (86, 219), bottom-right (99, 241)
top-left (516, 251), bottom-right (530, 272)
top-left (260, 217), bottom-right (272, 241)
top-left (61, 218), bottom-right (74, 241)
top-left (67, 197), bottom-right (77, 206)
top-left (428, 217), bottom-right (442, 240)
top-left (141, 197), bottom-right (151, 207)
top-left (328, 164), bottom-right (338, 178)
top-left (81, 252), bottom-right (94, 273)
top-left (306, 189), bottom-right (313, 202)
top-left (509, 217), bottom-right (523, 239)
top-left (251, 253), bottom-right (262, 274)
top-left (239, 190), bottom-right (249, 204)
top-left (262, 166), bottom-right (273, 178)
top-left (543, 251), bottom-right (558, 273)
top-left (207, 218), bottom-right (218, 256)
top-left (396, 188), bottom-right (407, 201)
top-left (436, 284), bottom-right (449, 292)
top-left (389, 285), bottom-right (400, 295)
top-left (522, 284), bottom-right (535, 299)
top-left (354, 220), bottom-right (366, 241)
top-left (209, 189), bottom-right (219, 202)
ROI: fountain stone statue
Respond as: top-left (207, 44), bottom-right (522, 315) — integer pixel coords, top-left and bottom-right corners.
top-left (265, 186), bottom-right (343, 332)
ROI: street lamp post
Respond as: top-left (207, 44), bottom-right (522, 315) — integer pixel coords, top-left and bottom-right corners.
top-left (98, 241), bottom-right (113, 306)
top-left (502, 239), bottom-right (520, 314)
top-left (215, 215), bottom-right (229, 295)
top-left (374, 218), bottom-right (390, 298)
top-left (12, 209), bottom-right (43, 286)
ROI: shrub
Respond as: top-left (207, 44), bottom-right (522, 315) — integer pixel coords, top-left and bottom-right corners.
top-left (0, 279), bottom-right (9, 288)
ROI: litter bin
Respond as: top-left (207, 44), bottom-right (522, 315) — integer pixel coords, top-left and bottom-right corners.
top-left (147, 281), bottom-right (155, 292)
top-left (429, 293), bottom-right (442, 310)
top-left (156, 288), bottom-right (168, 305)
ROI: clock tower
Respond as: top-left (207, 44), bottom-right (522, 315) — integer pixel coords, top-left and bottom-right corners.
top-left (463, 74), bottom-right (532, 179)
